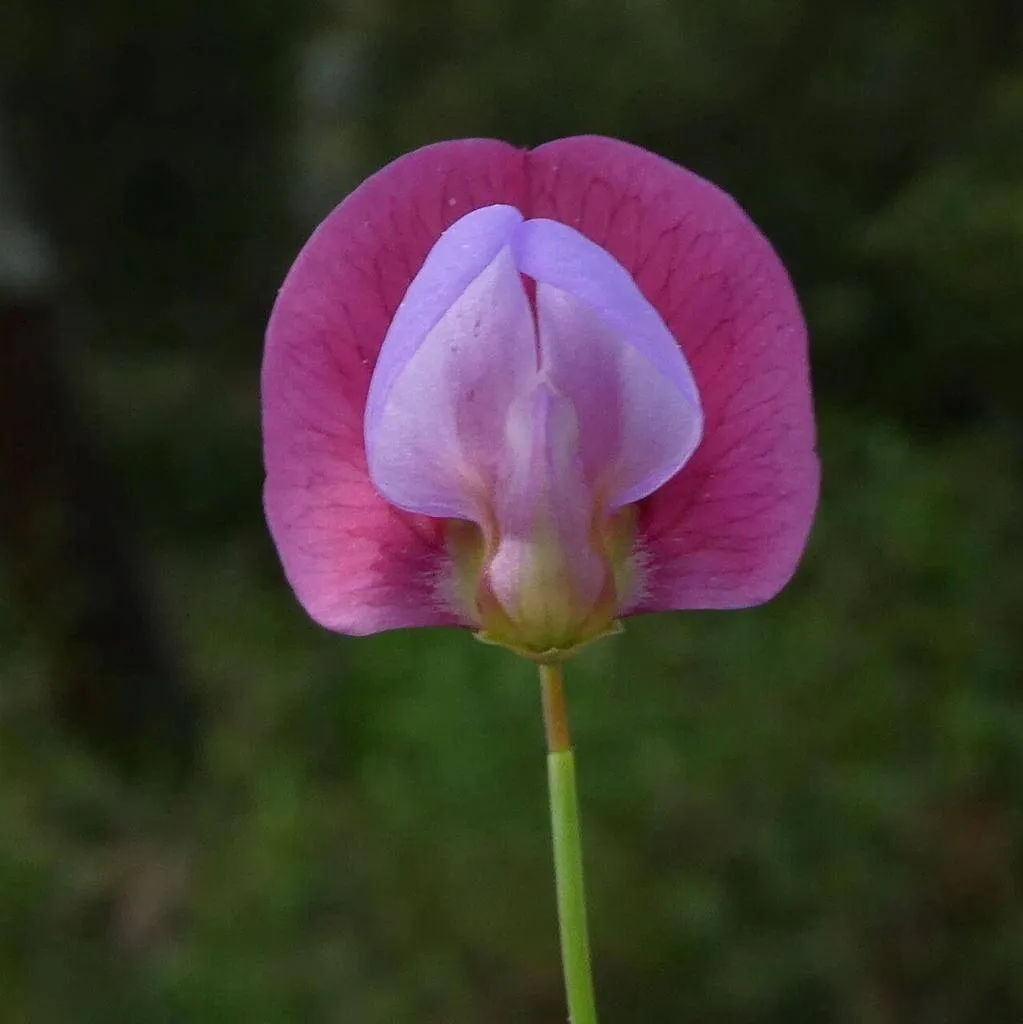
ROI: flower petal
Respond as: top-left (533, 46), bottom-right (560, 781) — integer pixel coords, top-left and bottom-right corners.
top-left (365, 210), bottom-right (538, 521)
top-left (262, 140), bottom-right (523, 634)
top-left (516, 218), bottom-right (703, 508)
top-left (528, 136), bottom-right (818, 609)
top-left (265, 134), bottom-right (818, 637)
top-left (485, 381), bottom-right (606, 650)
top-left (364, 205), bottom-right (524, 455)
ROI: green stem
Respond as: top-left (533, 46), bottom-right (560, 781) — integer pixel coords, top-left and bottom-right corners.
top-left (540, 663), bottom-right (598, 1024)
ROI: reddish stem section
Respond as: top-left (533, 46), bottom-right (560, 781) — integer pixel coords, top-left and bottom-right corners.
top-left (540, 662), bottom-right (571, 754)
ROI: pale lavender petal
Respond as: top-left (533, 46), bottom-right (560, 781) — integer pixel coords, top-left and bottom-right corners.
top-left (364, 203), bottom-right (525, 445)
top-left (518, 219), bottom-right (703, 508)
top-left (515, 218), bottom-right (700, 403)
top-left (486, 380), bottom-right (605, 647)
top-left (365, 240), bottom-right (537, 520)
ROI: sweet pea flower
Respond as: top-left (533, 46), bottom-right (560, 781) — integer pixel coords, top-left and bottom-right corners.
top-left (263, 135), bottom-right (819, 1021)
top-left (262, 136), bottom-right (818, 661)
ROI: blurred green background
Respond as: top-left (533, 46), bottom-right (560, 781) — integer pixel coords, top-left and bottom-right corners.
top-left (1, 1), bottom-right (1022, 1021)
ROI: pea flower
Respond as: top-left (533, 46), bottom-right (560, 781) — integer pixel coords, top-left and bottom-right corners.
top-left (262, 136), bottom-right (818, 1023)
top-left (262, 136), bottom-right (818, 659)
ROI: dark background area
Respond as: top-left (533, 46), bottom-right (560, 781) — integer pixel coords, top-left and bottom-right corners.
top-left (1, 1), bottom-right (1022, 1021)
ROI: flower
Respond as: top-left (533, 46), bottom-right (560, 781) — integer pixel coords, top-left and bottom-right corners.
top-left (262, 136), bottom-right (818, 659)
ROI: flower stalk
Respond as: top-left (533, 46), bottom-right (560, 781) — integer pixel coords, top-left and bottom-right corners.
top-left (540, 662), bottom-right (598, 1024)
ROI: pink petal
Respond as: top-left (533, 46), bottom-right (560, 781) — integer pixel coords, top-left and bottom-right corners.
top-left (265, 135), bottom-right (817, 637)
top-left (262, 140), bottom-right (523, 634)
top-left (527, 137), bottom-right (819, 610)
top-left (365, 207), bottom-right (537, 520)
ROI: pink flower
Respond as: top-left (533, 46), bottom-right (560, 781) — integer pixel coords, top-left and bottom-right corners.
top-left (262, 136), bottom-right (818, 659)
